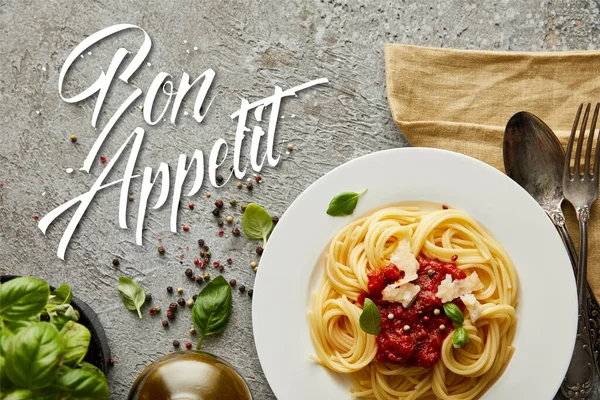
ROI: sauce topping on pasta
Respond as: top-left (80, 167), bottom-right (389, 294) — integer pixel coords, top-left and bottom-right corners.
top-left (358, 259), bottom-right (466, 367)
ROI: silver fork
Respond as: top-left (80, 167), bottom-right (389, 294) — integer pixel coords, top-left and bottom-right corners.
top-left (561, 102), bottom-right (600, 400)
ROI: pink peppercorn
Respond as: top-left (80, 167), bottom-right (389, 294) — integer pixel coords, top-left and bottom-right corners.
top-left (100, 156), bottom-right (107, 163)
top-left (183, 225), bottom-right (190, 232)
top-left (185, 342), bottom-right (192, 350)
top-left (218, 230), bottom-right (224, 237)
top-left (194, 257), bottom-right (200, 265)
top-left (188, 203), bottom-right (194, 210)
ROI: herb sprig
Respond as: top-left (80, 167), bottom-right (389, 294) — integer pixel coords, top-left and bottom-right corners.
top-left (0, 276), bottom-right (109, 399)
top-left (443, 302), bottom-right (469, 348)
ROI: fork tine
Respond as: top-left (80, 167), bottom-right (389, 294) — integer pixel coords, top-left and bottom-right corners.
top-left (585, 102), bottom-right (599, 177)
top-left (566, 104), bottom-right (583, 179)
top-left (574, 103), bottom-right (591, 176)
top-left (594, 103), bottom-right (600, 179)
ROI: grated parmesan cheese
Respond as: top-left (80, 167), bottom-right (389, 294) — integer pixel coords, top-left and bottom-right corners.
top-left (460, 293), bottom-right (483, 322)
top-left (390, 239), bottom-right (419, 285)
top-left (382, 282), bottom-right (421, 308)
top-left (435, 272), bottom-right (484, 303)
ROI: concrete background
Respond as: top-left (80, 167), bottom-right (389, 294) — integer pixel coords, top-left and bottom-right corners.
top-left (1, 0), bottom-right (599, 399)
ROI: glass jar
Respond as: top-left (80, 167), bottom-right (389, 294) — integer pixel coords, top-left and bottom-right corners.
top-left (128, 351), bottom-right (252, 400)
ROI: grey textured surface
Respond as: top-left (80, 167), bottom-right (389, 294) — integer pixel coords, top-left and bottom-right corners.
top-left (0, 0), bottom-right (599, 399)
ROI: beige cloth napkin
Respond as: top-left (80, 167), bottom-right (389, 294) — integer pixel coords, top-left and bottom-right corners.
top-left (384, 44), bottom-right (600, 300)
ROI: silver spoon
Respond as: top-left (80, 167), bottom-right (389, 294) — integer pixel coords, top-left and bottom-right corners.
top-left (503, 111), bottom-right (600, 398)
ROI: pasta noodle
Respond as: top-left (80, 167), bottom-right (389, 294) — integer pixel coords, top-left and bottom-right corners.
top-left (309, 203), bottom-right (518, 400)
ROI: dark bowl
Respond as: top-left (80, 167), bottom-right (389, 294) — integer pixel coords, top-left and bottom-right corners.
top-left (1, 275), bottom-right (111, 374)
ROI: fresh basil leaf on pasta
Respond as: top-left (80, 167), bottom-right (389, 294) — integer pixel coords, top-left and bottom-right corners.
top-left (443, 302), bottom-right (464, 326)
top-left (359, 298), bottom-right (381, 335)
top-left (117, 276), bottom-right (146, 319)
top-left (326, 189), bottom-right (367, 216)
top-left (242, 203), bottom-right (274, 245)
top-left (192, 276), bottom-right (232, 349)
top-left (452, 326), bottom-right (469, 348)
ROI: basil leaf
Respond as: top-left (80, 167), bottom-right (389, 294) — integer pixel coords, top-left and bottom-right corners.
top-left (0, 277), bottom-right (49, 321)
top-left (452, 326), bottom-right (469, 349)
top-left (192, 276), bottom-right (232, 349)
top-left (49, 304), bottom-right (79, 329)
top-left (242, 203), bottom-right (274, 244)
top-left (3, 390), bottom-right (35, 400)
top-left (117, 276), bottom-right (146, 319)
top-left (53, 365), bottom-right (110, 399)
top-left (2, 390), bottom-right (59, 400)
top-left (6, 322), bottom-right (64, 389)
top-left (359, 298), bottom-right (381, 335)
top-left (49, 284), bottom-right (72, 306)
top-left (1, 328), bottom-right (14, 356)
top-left (326, 189), bottom-right (368, 216)
top-left (60, 321), bottom-right (91, 367)
top-left (443, 302), bottom-right (464, 326)
top-left (3, 316), bottom-right (39, 332)
top-left (0, 354), bottom-right (12, 389)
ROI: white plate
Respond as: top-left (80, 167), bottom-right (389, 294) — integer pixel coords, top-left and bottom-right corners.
top-left (252, 148), bottom-right (577, 400)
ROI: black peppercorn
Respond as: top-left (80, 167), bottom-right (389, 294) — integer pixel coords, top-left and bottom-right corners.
top-left (149, 307), bottom-right (156, 316)
top-left (239, 285), bottom-right (246, 293)
top-left (203, 245), bottom-right (209, 251)
top-left (169, 303), bottom-right (178, 311)
top-left (227, 258), bottom-right (232, 264)
top-left (198, 239), bottom-right (205, 247)
top-left (167, 311), bottom-right (175, 320)
top-left (185, 268), bottom-right (193, 277)
top-left (212, 208), bottom-right (221, 216)
top-left (218, 266), bottom-right (224, 272)
top-left (162, 320), bottom-right (169, 327)
top-left (173, 340), bottom-right (180, 347)
top-left (112, 258), bottom-right (120, 266)
top-left (272, 216), bottom-right (279, 224)
top-left (246, 182), bottom-right (253, 190)
top-left (232, 227), bottom-right (240, 236)
top-left (229, 279), bottom-right (237, 286)
top-left (217, 219), bottom-right (224, 227)
top-left (203, 257), bottom-right (210, 264)
top-left (167, 286), bottom-right (173, 293)
top-left (177, 298), bottom-right (185, 306)
top-left (195, 276), bottom-right (203, 283)
top-left (216, 175), bottom-right (224, 183)
top-left (248, 289), bottom-right (253, 297)
top-left (145, 293), bottom-right (152, 302)
top-left (215, 199), bottom-right (224, 208)
top-left (193, 294), bottom-right (198, 301)
top-left (158, 246), bottom-right (166, 254)
top-left (256, 246), bottom-right (264, 256)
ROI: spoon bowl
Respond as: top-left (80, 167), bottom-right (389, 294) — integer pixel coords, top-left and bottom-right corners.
top-left (503, 111), bottom-right (565, 213)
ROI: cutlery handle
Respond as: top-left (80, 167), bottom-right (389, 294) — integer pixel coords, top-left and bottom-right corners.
top-left (551, 211), bottom-right (578, 270)
top-left (561, 208), bottom-right (595, 399)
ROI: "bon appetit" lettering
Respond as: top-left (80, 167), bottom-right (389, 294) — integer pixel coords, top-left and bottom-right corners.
top-left (38, 24), bottom-right (328, 259)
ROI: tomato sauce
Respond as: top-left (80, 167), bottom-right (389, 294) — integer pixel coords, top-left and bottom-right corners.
top-left (358, 258), bottom-right (466, 368)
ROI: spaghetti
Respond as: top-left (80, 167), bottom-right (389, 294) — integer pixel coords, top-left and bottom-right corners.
top-left (309, 203), bottom-right (518, 400)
